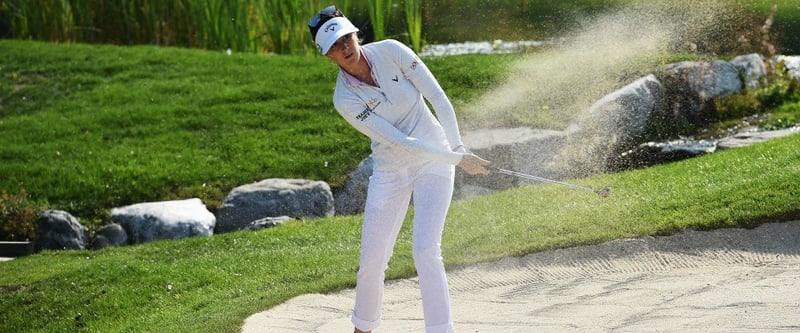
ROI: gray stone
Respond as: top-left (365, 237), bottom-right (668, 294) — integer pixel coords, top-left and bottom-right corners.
top-left (334, 157), bottom-right (373, 215)
top-left (662, 60), bottom-right (743, 127)
top-left (244, 216), bottom-right (294, 231)
top-left (717, 127), bottom-right (800, 149)
top-left (110, 198), bottom-right (215, 244)
top-left (773, 55), bottom-right (800, 79)
top-left (35, 210), bottom-right (88, 251)
top-left (91, 223), bottom-right (128, 249)
top-left (216, 179), bottom-right (334, 232)
top-left (556, 74), bottom-right (663, 177)
top-left (459, 127), bottom-right (566, 196)
top-left (731, 53), bottom-right (767, 89)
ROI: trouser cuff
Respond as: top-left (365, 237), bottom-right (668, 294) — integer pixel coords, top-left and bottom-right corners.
top-left (351, 312), bottom-right (381, 332)
top-left (426, 321), bottom-right (455, 333)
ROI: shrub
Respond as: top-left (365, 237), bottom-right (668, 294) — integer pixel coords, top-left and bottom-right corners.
top-left (0, 189), bottom-right (42, 241)
top-left (714, 60), bottom-right (800, 124)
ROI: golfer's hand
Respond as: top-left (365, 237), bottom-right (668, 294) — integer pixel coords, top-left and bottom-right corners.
top-left (458, 154), bottom-right (491, 175)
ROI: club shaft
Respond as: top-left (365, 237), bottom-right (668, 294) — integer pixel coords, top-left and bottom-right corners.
top-left (494, 168), bottom-right (599, 193)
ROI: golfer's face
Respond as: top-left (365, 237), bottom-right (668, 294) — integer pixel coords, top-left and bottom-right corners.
top-left (326, 33), bottom-right (359, 65)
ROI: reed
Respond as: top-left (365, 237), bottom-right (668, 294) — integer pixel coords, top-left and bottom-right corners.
top-left (404, 0), bottom-right (423, 51)
top-left (2, 0), bottom-right (316, 54)
top-left (365, 0), bottom-right (391, 41)
top-left (254, 0), bottom-right (323, 55)
top-left (4, 1), bottom-right (797, 55)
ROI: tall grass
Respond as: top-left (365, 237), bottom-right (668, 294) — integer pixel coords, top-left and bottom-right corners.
top-left (404, 0), bottom-right (423, 51)
top-left (1, 0), bottom-right (421, 54)
top-left (365, 0), bottom-right (392, 41)
top-left (3, 1), bottom-right (798, 54)
top-left (1, 0), bottom-right (322, 54)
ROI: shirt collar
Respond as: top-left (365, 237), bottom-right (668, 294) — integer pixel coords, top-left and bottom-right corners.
top-left (341, 48), bottom-right (374, 86)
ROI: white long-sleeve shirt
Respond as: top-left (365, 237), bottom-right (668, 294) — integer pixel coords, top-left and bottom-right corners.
top-left (332, 39), bottom-right (466, 172)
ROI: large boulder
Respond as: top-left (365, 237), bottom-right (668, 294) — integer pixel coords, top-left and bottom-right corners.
top-left (334, 157), bottom-right (373, 215)
top-left (661, 60), bottom-right (743, 130)
top-left (459, 127), bottom-right (566, 197)
top-left (556, 74), bottom-right (663, 177)
top-left (216, 179), bottom-right (334, 232)
top-left (731, 53), bottom-right (767, 89)
top-left (110, 198), bottom-right (215, 245)
top-left (773, 55), bottom-right (800, 79)
top-left (35, 210), bottom-right (89, 251)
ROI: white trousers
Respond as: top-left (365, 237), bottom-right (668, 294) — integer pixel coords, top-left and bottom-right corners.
top-left (351, 162), bottom-right (456, 333)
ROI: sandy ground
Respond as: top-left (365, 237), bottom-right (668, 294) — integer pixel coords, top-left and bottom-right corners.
top-left (242, 220), bottom-right (800, 332)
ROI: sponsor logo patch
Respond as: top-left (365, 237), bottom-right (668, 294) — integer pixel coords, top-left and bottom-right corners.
top-left (356, 109), bottom-right (370, 121)
top-left (324, 22), bottom-right (338, 32)
top-left (356, 98), bottom-right (381, 121)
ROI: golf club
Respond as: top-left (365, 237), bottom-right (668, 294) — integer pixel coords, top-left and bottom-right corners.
top-left (492, 167), bottom-right (612, 198)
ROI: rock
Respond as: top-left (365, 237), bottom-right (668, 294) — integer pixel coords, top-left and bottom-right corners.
top-left (35, 210), bottom-right (88, 251)
top-left (717, 127), bottom-right (800, 149)
top-left (91, 223), bottom-right (128, 249)
top-left (459, 127), bottom-right (566, 196)
top-left (662, 60), bottom-right (743, 129)
top-left (731, 53), bottom-right (767, 89)
top-left (216, 179), bottom-right (334, 233)
top-left (244, 216), bottom-right (294, 231)
top-left (110, 198), bottom-right (215, 245)
top-left (612, 139), bottom-right (718, 170)
top-left (556, 74), bottom-right (663, 177)
top-left (773, 55), bottom-right (800, 79)
top-left (334, 157), bottom-right (373, 215)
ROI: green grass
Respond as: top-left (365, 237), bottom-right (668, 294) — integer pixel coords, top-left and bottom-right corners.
top-left (0, 40), bottom-right (515, 220)
top-left (1, 39), bottom-right (800, 333)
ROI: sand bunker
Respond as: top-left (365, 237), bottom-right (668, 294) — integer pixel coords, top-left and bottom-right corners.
top-left (243, 220), bottom-right (800, 332)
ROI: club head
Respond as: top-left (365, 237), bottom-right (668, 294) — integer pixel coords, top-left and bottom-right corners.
top-left (596, 187), bottom-right (612, 198)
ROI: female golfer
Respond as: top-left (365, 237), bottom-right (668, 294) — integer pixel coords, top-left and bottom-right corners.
top-left (309, 6), bottom-right (491, 333)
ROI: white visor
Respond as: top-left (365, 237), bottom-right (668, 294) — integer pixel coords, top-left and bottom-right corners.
top-left (315, 17), bottom-right (359, 55)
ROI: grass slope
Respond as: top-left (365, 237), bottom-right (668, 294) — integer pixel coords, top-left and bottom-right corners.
top-left (0, 40), bottom-right (514, 220)
top-left (0, 133), bottom-right (798, 333)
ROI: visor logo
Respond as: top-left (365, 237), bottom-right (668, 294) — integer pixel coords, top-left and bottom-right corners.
top-left (324, 22), bottom-right (338, 33)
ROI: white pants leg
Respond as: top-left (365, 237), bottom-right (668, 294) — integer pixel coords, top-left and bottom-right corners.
top-left (412, 166), bottom-right (456, 333)
top-left (351, 163), bottom-right (455, 333)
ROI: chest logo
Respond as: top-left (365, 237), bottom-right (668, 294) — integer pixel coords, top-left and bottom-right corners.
top-left (366, 98), bottom-right (380, 110)
top-left (356, 98), bottom-right (381, 121)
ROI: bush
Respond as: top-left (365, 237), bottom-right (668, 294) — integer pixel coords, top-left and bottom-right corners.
top-left (0, 189), bottom-right (42, 241)
top-left (714, 60), bottom-right (800, 124)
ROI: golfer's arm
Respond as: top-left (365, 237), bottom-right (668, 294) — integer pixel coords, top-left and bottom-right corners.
top-left (337, 107), bottom-right (463, 165)
top-left (397, 45), bottom-right (465, 150)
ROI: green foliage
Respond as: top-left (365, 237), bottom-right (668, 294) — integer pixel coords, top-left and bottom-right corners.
top-left (713, 60), bottom-right (800, 129)
top-left (365, 0), bottom-right (392, 41)
top-left (1, 0), bottom-right (326, 54)
top-left (0, 189), bottom-right (41, 241)
top-left (404, 0), bottom-right (423, 51)
top-left (3, 1), bottom-right (799, 54)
